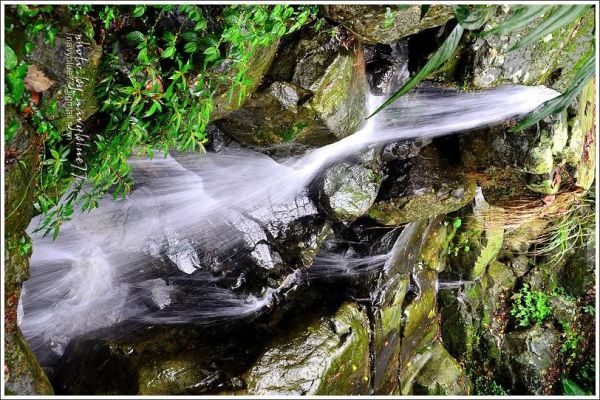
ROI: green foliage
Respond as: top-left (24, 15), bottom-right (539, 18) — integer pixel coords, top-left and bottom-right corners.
top-left (582, 304), bottom-right (595, 316)
top-left (531, 192), bottom-right (595, 265)
top-left (575, 357), bottom-right (596, 392)
top-left (384, 7), bottom-right (395, 29)
top-left (559, 321), bottom-right (582, 365)
top-left (451, 5), bottom-right (490, 30)
top-left (368, 23), bottom-right (464, 118)
top-left (510, 283), bottom-right (551, 327)
top-left (561, 376), bottom-right (591, 395)
top-left (480, 5), bottom-right (549, 37)
top-left (17, 235), bottom-right (32, 256)
top-left (472, 376), bottom-right (508, 395)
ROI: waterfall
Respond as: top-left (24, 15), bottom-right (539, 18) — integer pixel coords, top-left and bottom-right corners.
top-left (19, 85), bottom-right (558, 362)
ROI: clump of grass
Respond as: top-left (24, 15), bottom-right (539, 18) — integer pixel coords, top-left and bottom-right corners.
top-left (472, 190), bottom-right (594, 264)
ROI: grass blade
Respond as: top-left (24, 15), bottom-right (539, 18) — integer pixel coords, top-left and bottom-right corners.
top-left (510, 5), bottom-right (591, 50)
top-left (420, 5), bottom-right (430, 20)
top-left (482, 5), bottom-right (551, 37)
top-left (452, 5), bottom-right (491, 30)
top-left (367, 24), bottom-right (464, 119)
top-left (511, 50), bottom-right (594, 132)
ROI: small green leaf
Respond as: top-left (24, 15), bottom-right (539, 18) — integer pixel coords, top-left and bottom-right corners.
top-left (511, 50), bottom-right (594, 131)
top-left (184, 42), bottom-right (198, 53)
top-left (126, 30), bottom-right (145, 43)
top-left (144, 101), bottom-right (158, 118)
top-left (5, 45), bottom-right (18, 70)
top-left (420, 5), bottom-right (430, 20)
top-left (368, 24), bottom-right (464, 119)
top-left (510, 5), bottom-right (591, 50)
top-left (132, 5), bottom-right (145, 18)
top-left (162, 46), bottom-right (176, 58)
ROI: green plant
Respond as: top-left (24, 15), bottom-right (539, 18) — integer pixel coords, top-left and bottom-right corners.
top-left (561, 376), bottom-right (592, 395)
top-left (582, 304), bottom-right (595, 316)
top-left (17, 235), bottom-right (32, 256)
top-left (560, 321), bottom-right (582, 365)
top-left (472, 375), bottom-right (509, 396)
top-left (368, 4), bottom-right (594, 127)
top-left (510, 283), bottom-right (552, 327)
top-left (574, 357), bottom-right (596, 392)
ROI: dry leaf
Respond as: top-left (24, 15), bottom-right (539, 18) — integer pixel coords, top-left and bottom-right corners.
top-left (24, 64), bottom-right (54, 92)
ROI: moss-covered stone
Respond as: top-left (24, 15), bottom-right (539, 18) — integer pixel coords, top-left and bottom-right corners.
top-left (27, 31), bottom-right (101, 134)
top-left (244, 302), bottom-right (370, 395)
top-left (216, 25), bottom-right (366, 152)
top-left (210, 40), bottom-right (280, 121)
top-left (565, 79), bottom-right (596, 190)
top-left (413, 342), bottom-right (470, 395)
top-left (465, 7), bottom-right (595, 92)
top-left (321, 5), bottom-right (453, 44)
top-left (317, 161), bottom-right (381, 222)
top-left (370, 147), bottom-right (477, 225)
top-left (498, 326), bottom-right (561, 394)
top-left (4, 107), bottom-right (53, 395)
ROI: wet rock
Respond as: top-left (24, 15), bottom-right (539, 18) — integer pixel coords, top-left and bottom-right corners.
top-left (439, 259), bottom-right (516, 388)
top-left (498, 326), bottom-right (561, 394)
top-left (463, 7), bottom-right (594, 92)
top-left (216, 24), bottom-right (366, 153)
top-left (413, 342), bottom-right (470, 395)
top-left (54, 325), bottom-right (266, 395)
top-left (316, 161), bottom-right (381, 222)
top-left (365, 41), bottom-right (410, 95)
top-left (244, 302), bottom-right (370, 395)
top-left (321, 5), bottom-right (453, 44)
top-left (27, 30), bottom-right (102, 134)
top-left (205, 124), bottom-right (227, 152)
top-left (369, 146), bottom-right (477, 225)
top-left (210, 40), bottom-right (280, 121)
top-left (369, 218), bottom-right (456, 394)
top-left (461, 112), bottom-right (569, 197)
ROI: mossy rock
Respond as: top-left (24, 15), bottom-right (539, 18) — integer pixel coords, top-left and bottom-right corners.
top-left (498, 326), bottom-right (561, 394)
top-left (4, 107), bottom-right (53, 395)
top-left (26, 31), bottom-right (102, 134)
top-left (465, 7), bottom-right (595, 92)
top-left (321, 5), bottom-right (453, 44)
top-left (216, 25), bottom-right (366, 152)
top-left (413, 342), bottom-right (470, 395)
top-left (244, 302), bottom-right (370, 395)
top-left (565, 79), bottom-right (595, 190)
top-left (369, 147), bottom-right (477, 225)
top-left (210, 40), bottom-right (280, 121)
top-left (317, 161), bottom-right (381, 222)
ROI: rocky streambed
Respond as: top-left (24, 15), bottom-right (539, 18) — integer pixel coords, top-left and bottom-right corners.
top-left (5, 4), bottom-right (596, 396)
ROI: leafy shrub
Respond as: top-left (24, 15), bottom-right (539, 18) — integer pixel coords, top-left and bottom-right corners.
top-left (510, 283), bottom-right (552, 327)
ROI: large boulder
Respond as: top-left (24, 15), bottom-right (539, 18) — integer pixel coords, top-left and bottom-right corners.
top-left (413, 342), bottom-right (471, 395)
top-left (321, 5), bottom-right (453, 44)
top-left (497, 326), bottom-right (561, 394)
top-left (216, 24), bottom-right (366, 153)
top-left (369, 146), bottom-right (477, 225)
top-left (244, 302), bottom-right (370, 395)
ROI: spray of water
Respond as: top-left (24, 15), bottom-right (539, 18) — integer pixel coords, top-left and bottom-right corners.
top-left (19, 86), bottom-right (558, 360)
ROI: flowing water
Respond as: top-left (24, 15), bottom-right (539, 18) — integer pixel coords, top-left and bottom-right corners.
top-left (19, 85), bottom-right (558, 362)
